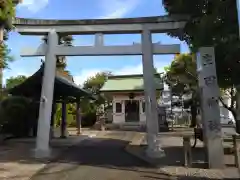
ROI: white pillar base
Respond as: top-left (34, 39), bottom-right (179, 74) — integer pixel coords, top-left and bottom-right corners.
top-left (146, 134), bottom-right (165, 158)
top-left (146, 147), bottom-right (165, 158)
top-left (32, 148), bottom-right (52, 159)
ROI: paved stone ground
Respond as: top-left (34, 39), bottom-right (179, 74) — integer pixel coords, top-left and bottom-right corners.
top-left (0, 133), bottom-right (96, 180)
top-left (2, 129), bottom-right (238, 180)
top-left (126, 132), bottom-right (240, 180)
top-left (30, 132), bottom-right (172, 180)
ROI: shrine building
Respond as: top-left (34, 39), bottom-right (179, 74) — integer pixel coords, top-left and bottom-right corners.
top-left (100, 74), bottom-right (164, 125)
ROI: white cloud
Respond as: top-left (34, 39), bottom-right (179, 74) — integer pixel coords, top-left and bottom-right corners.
top-left (74, 69), bottom-right (103, 86)
top-left (3, 70), bottom-right (32, 86)
top-left (73, 62), bottom-right (168, 86)
top-left (99, 0), bottom-right (140, 19)
top-left (2, 62), bottom-right (168, 87)
top-left (18, 0), bottom-right (49, 13)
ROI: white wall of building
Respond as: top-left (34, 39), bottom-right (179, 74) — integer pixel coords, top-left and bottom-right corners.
top-left (112, 94), bottom-right (146, 124)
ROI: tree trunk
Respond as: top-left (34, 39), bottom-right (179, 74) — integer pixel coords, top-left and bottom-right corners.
top-left (0, 25), bottom-right (4, 100)
top-left (235, 87), bottom-right (240, 134)
top-left (190, 104), bottom-right (197, 127)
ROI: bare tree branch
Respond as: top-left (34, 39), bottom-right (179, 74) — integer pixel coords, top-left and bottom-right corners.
top-left (219, 97), bottom-right (234, 113)
top-left (230, 86), bottom-right (235, 108)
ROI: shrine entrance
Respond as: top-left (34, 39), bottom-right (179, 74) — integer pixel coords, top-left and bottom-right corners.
top-left (13, 16), bottom-right (187, 159)
top-left (125, 100), bottom-right (140, 122)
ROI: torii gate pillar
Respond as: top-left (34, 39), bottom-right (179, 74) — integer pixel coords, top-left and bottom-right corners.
top-left (142, 27), bottom-right (165, 158)
top-left (34, 30), bottom-right (58, 158)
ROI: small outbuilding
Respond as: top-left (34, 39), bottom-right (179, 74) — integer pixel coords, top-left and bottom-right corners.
top-left (7, 64), bottom-right (95, 137)
top-left (100, 74), bottom-right (164, 126)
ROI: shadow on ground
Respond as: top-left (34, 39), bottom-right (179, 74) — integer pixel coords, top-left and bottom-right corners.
top-left (128, 144), bottom-right (236, 169)
top-left (1, 135), bottom-right (239, 180)
top-left (127, 143), bottom-right (239, 180)
top-left (30, 138), bottom-right (174, 180)
top-left (176, 176), bottom-right (239, 180)
top-left (0, 135), bottom-right (89, 165)
top-left (32, 138), bottom-right (239, 180)
top-left (41, 138), bottom-right (151, 167)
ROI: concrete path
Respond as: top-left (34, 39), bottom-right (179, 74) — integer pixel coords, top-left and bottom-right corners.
top-left (0, 134), bottom-right (94, 180)
top-left (30, 137), bottom-right (171, 180)
top-left (126, 133), bottom-right (240, 179)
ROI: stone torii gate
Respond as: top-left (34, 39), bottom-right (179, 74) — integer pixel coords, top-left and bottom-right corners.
top-left (13, 16), bottom-right (186, 158)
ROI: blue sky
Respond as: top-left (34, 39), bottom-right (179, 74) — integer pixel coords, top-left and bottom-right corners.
top-left (4, 0), bottom-right (189, 85)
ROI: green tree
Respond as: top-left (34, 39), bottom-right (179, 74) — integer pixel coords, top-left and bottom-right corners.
top-left (162, 0), bottom-right (239, 87)
top-left (83, 71), bottom-right (112, 106)
top-left (0, 1), bottom-right (16, 26)
top-left (0, 0), bottom-right (18, 98)
top-left (0, 96), bottom-right (38, 137)
top-left (76, 72), bottom-right (111, 126)
top-left (5, 75), bottom-right (27, 89)
top-left (165, 54), bottom-right (199, 127)
top-left (163, 0), bottom-right (240, 125)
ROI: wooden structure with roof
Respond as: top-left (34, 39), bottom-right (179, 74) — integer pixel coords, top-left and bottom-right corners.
top-left (100, 74), bottom-right (163, 125)
top-left (8, 64), bottom-right (95, 138)
top-left (8, 65), bottom-right (94, 102)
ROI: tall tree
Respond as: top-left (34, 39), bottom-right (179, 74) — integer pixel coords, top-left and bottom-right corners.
top-left (42, 35), bottom-right (74, 70)
top-left (83, 72), bottom-right (111, 105)
top-left (163, 0), bottom-right (240, 130)
top-left (162, 0), bottom-right (239, 88)
top-left (0, 0), bottom-right (19, 99)
top-left (57, 35), bottom-right (74, 70)
top-left (81, 72), bottom-right (111, 115)
top-left (165, 54), bottom-right (199, 127)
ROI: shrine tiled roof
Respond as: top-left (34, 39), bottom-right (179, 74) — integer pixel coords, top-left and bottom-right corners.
top-left (100, 74), bottom-right (163, 92)
top-left (8, 66), bottom-right (95, 101)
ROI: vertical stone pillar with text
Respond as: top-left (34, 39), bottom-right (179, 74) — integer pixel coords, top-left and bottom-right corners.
top-left (35, 30), bottom-right (58, 158)
top-left (197, 47), bottom-right (224, 168)
top-left (141, 26), bottom-right (165, 158)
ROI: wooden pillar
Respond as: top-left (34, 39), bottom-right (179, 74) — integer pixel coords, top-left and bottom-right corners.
top-left (61, 100), bottom-right (67, 138)
top-left (76, 99), bottom-right (81, 135)
top-left (50, 102), bottom-right (56, 138)
top-left (232, 135), bottom-right (240, 168)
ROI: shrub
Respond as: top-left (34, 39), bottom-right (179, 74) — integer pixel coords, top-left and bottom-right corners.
top-left (0, 96), bottom-right (38, 137)
top-left (81, 111), bottom-right (96, 127)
